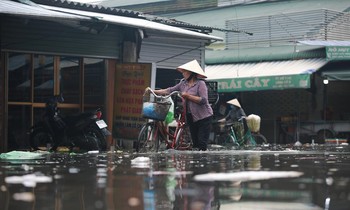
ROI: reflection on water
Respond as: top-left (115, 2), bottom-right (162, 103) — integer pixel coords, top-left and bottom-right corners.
top-left (0, 145), bottom-right (349, 210)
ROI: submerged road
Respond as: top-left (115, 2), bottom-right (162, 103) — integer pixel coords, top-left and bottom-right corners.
top-left (1, 144), bottom-right (349, 210)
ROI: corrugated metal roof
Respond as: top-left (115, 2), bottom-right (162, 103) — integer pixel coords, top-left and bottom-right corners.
top-left (205, 58), bottom-right (327, 80)
top-left (165, 0), bottom-right (350, 43)
top-left (30, 0), bottom-right (223, 35)
top-left (32, 0), bottom-right (143, 17)
top-left (40, 5), bottom-right (223, 41)
top-left (34, 0), bottom-right (224, 34)
top-left (0, 0), bottom-right (222, 41)
top-left (97, 0), bottom-right (217, 14)
top-left (94, 0), bottom-right (168, 7)
top-left (0, 0), bottom-right (90, 21)
top-left (80, 0), bottom-right (249, 34)
top-left (225, 9), bottom-right (350, 49)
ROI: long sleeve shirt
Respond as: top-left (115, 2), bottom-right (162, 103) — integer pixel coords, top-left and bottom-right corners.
top-left (167, 79), bottom-right (213, 122)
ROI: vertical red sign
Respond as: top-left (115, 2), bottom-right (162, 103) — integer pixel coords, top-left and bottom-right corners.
top-left (113, 63), bottom-right (152, 140)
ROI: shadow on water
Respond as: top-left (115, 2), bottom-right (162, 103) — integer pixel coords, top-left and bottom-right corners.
top-left (0, 144), bottom-right (349, 210)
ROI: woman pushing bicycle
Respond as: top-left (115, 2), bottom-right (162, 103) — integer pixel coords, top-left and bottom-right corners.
top-left (225, 99), bottom-right (249, 141)
top-left (215, 98), bottom-right (267, 146)
top-left (150, 60), bottom-right (213, 151)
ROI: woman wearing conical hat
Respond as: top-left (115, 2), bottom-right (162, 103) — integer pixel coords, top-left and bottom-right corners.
top-left (226, 98), bottom-right (248, 140)
top-left (226, 98), bottom-right (246, 122)
top-left (152, 60), bottom-right (213, 151)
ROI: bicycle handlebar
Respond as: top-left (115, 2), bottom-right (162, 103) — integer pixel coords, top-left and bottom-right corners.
top-left (145, 87), bottom-right (182, 99)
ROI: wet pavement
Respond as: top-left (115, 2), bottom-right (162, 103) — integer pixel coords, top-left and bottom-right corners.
top-left (0, 144), bottom-right (350, 210)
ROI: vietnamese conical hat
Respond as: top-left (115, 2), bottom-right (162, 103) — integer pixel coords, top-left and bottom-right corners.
top-left (227, 98), bottom-right (241, 108)
top-left (177, 60), bottom-right (207, 78)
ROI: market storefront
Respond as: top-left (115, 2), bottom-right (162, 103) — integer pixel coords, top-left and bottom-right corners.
top-left (206, 48), bottom-right (350, 144)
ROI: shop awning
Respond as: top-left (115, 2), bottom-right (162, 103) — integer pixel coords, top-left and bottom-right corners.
top-left (205, 58), bottom-right (328, 92)
top-left (297, 41), bottom-right (350, 61)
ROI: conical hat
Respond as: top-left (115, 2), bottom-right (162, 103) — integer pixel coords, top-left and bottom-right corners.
top-left (177, 60), bottom-right (207, 78)
top-left (227, 98), bottom-right (241, 108)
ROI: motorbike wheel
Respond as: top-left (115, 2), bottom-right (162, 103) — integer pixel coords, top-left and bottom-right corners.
top-left (83, 126), bottom-right (107, 151)
top-left (30, 127), bottom-right (54, 151)
top-left (75, 135), bottom-right (100, 152)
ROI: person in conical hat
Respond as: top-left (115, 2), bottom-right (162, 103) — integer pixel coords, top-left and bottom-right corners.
top-left (176, 59), bottom-right (207, 79)
top-left (226, 98), bottom-right (241, 108)
top-left (225, 98), bottom-right (248, 140)
top-left (226, 98), bottom-right (246, 121)
top-left (151, 59), bottom-right (213, 151)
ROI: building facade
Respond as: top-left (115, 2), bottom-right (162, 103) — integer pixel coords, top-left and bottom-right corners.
top-left (0, 0), bottom-right (221, 152)
top-left (99, 0), bottom-right (350, 144)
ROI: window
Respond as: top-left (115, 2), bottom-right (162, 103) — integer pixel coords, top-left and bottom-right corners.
top-left (34, 55), bottom-right (54, 103)
top-left (8, 53), bottom-right (31, 102)
top-left (6, 53), bottom-right (107, 150)
top-left (84, 58), bottom-right (105, 111)
top-left (59, 56), bottom-right (81, 104)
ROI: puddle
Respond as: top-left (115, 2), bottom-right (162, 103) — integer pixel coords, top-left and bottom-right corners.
top-left (0, 145), bottom-right (349, 209)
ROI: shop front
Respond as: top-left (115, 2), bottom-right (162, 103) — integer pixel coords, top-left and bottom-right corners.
top-left (0, 0), bottom-right (221, 152)
top-left (206, 56), bottom-right (350, 144)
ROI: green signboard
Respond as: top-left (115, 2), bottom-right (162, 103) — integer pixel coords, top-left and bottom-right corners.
top-left (214, 74), bottom-right (311, 92)
top-left (326, 46), bottom-right (350, 60)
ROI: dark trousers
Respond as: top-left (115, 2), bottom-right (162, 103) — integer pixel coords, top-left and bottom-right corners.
top-left (187, 114), bottom-right (212, 150)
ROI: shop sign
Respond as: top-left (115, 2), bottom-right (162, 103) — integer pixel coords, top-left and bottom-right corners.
top-left (326, 46), bottom-right (350, 60)
top-left (215, 74), bottom-right (311, 92)
top-left (113, 63), bottom-right (152, 140)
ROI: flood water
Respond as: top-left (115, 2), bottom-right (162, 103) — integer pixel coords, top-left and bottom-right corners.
top-left (1, 144), bottom-right (349, 210)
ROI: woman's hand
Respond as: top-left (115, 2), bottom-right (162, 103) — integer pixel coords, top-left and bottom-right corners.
top-left (144, 87), bottom-right (152, 95)
top-left (181, 92), bottom-right (190, 99)
top-left (181, 92), bottom-right (201, 104)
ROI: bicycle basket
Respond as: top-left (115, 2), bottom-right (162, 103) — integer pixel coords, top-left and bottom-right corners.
top-left (142, 100), bottom-right (171, 121)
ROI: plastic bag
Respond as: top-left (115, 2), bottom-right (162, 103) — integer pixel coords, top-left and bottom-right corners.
top-left (0, 151), bottom-right (43, 160)
top-left (246, 114), bottom-right (261, 132)
top-left (164, 97), bottom-right (175, 124)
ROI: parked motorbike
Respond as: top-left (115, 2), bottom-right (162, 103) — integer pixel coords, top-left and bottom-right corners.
top-left (29, 94), bottom-right (110, 152)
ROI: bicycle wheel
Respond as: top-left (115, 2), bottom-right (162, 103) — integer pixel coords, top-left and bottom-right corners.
top-left (175, 126), bottom-right (192, 150)
top-left (243, 130), bottom-right (257, 146)
top-left (223, 134), bottom-right (237, 147)
top-left (215, 132), bottom-right (237, 147)
top-left (137, 122), bottom-right (160, 153)
top-left (251, 132), bottom-right (268, 144)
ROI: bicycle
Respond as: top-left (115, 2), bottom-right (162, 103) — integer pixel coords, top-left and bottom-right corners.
top-left (213, 116), bottom-right (267, 147)
top-left (136, 87), bottom-right (192, 153)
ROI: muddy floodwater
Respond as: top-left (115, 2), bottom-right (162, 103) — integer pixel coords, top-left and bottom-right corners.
top-left (1, 144), bottom-right (349, 210)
